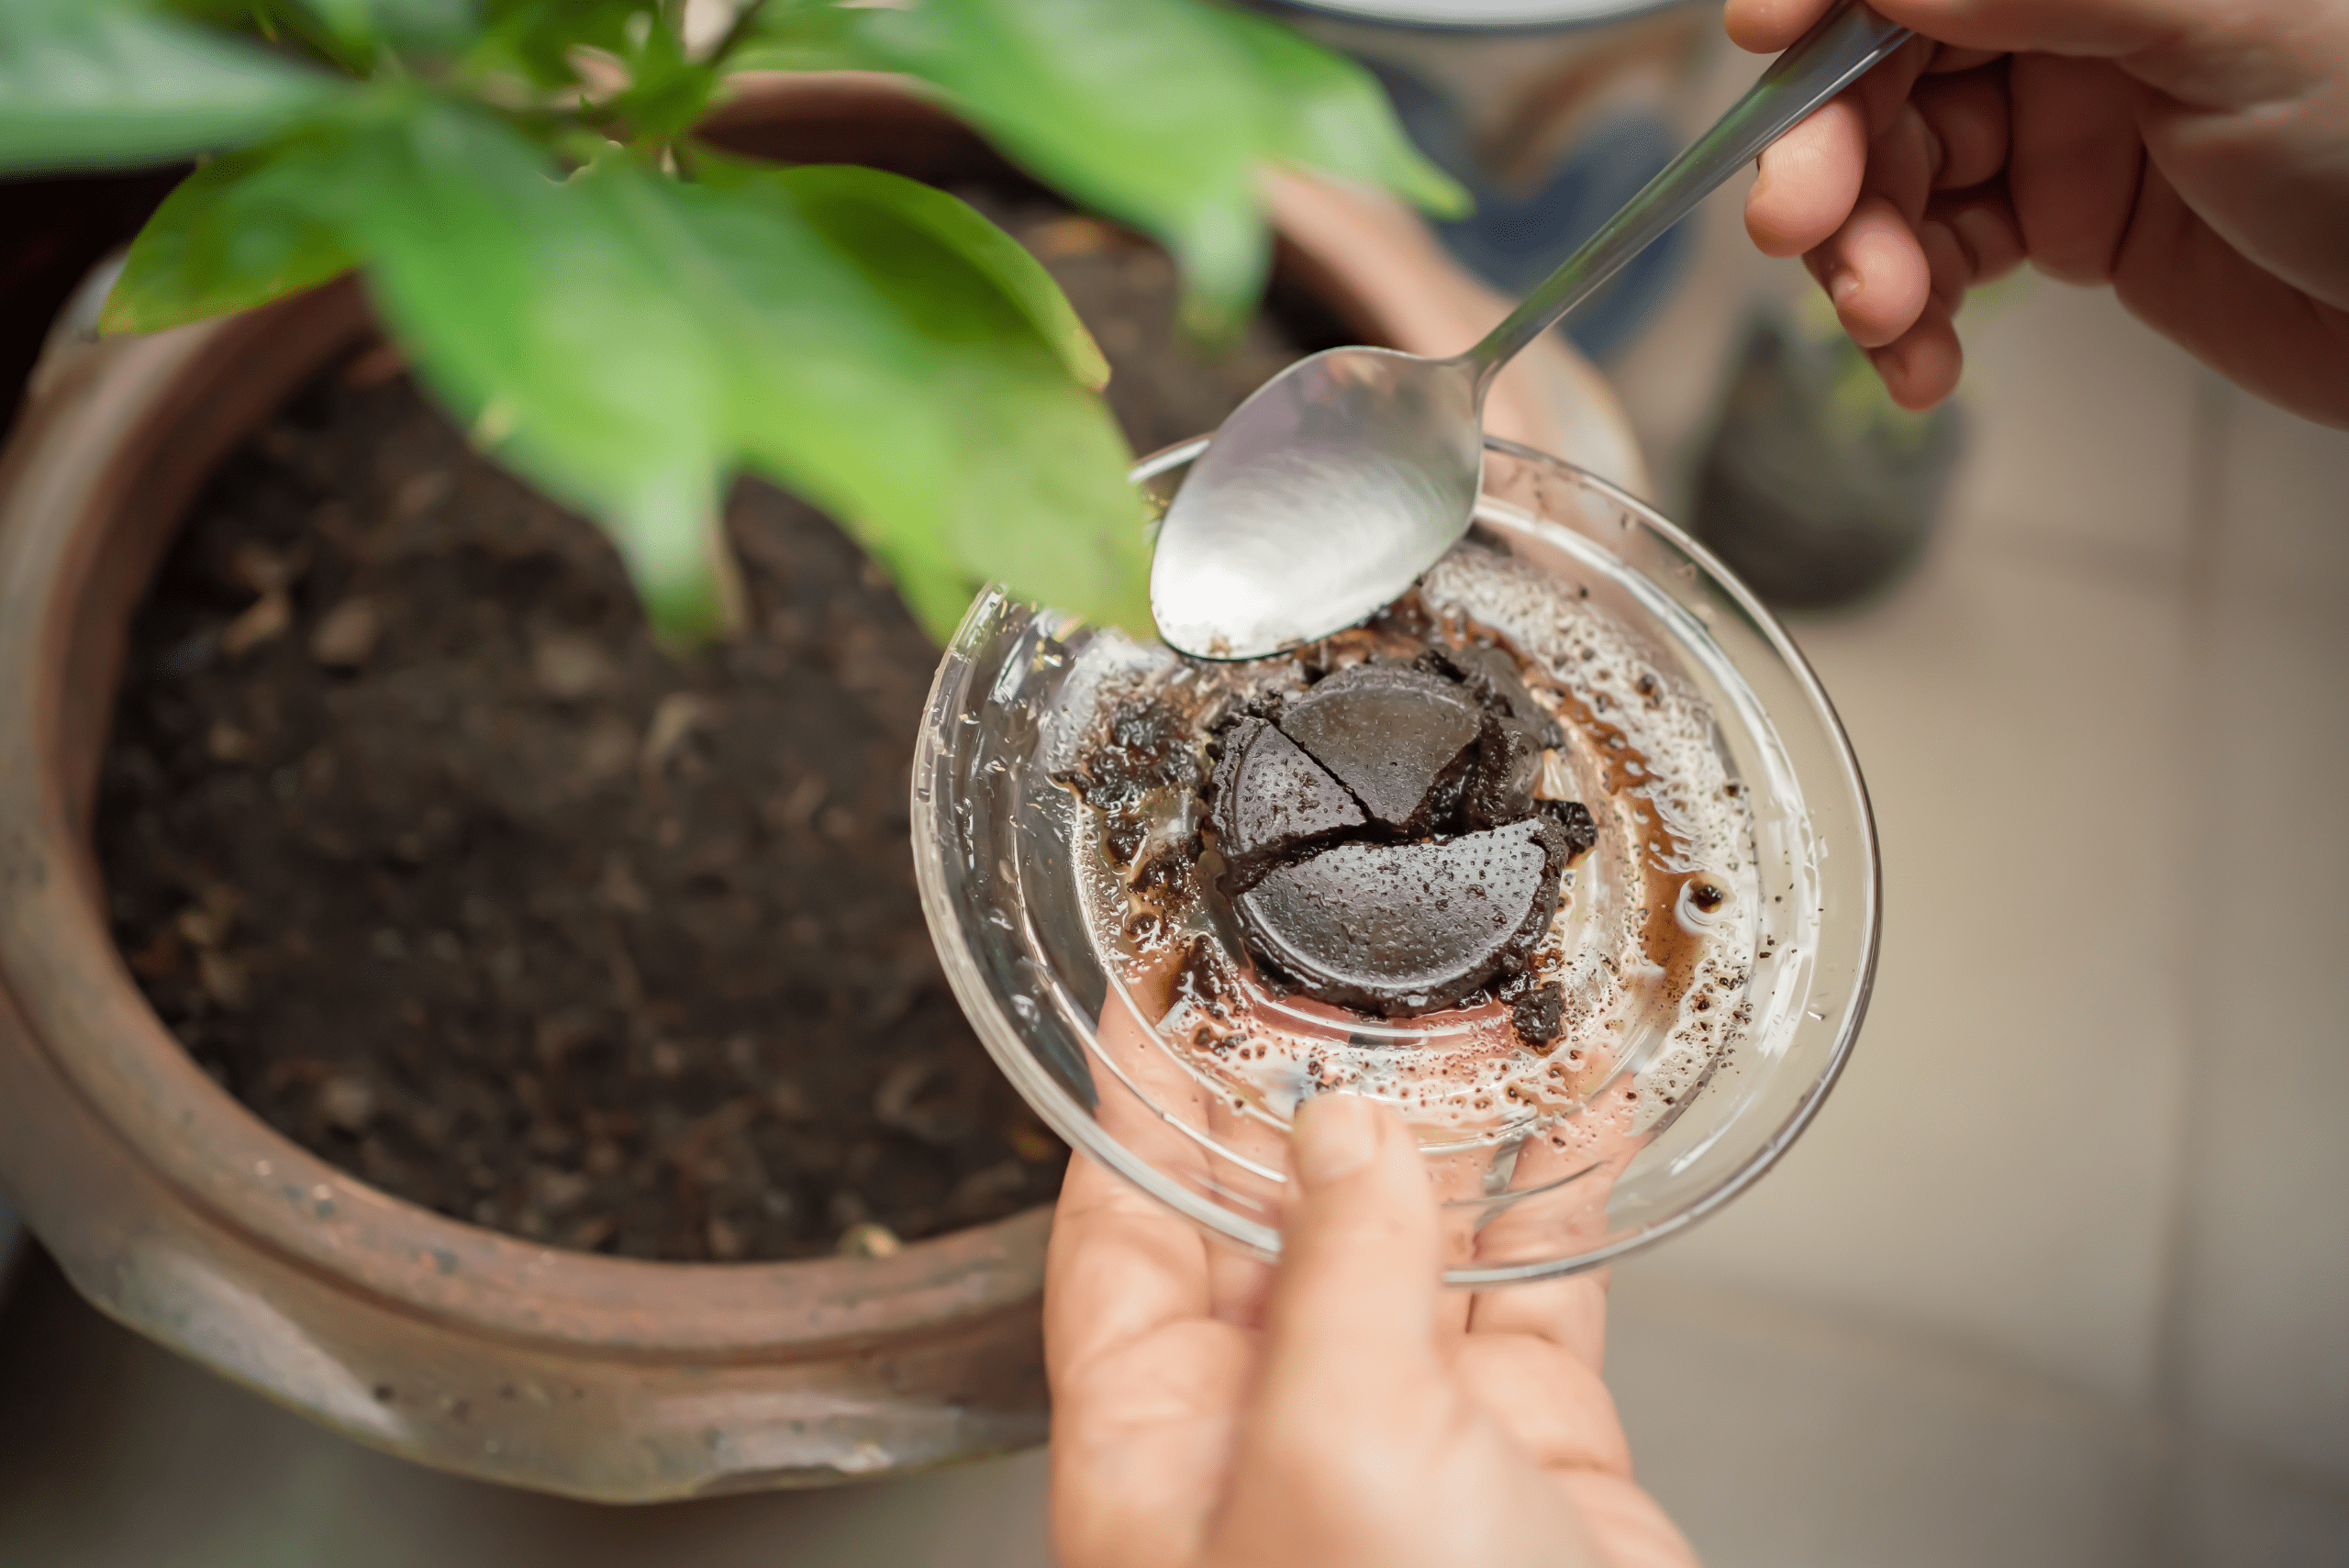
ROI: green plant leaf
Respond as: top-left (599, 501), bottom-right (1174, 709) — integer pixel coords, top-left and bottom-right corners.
top-left (456, 0), bottom-right (646, 91)
top-left (726, 161), bottom-right (1109, 393)
top-left (817, 0), bottom-right (1262, 333)
top-left (300, 0), bottom-right (480, 53)
top-left (796, 0), bottom-right (1466, 334)
top-left (0, 0), bottom-right (344, 174)
top-left (451, 3), bottom-right (716, 148)
top-left (101, 128), bottom-right (365, 333)
top-left (608, 16), bottom-right (718, 143)
top-left (754, 165), bottom-right (1148, 631)
top-left (348, 105), bottom-right (733, 637)
top-left (1217, 6), bottom-right (1469, 221)
top-left (347, 104), bottom-right (1145, 644)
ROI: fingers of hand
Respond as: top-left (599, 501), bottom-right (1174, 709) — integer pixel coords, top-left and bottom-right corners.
top-left (1467, 1268), bottom-right (1610, 1371)
top-left (1917, 212), bottom-right (1970, 310)
top-left (1046, 1150), bottom-right (1211, 1387)
top-left (1870, 305), bottom-right (1965, 408)
top-left (1868, 102), bottom-right (1941, 225)
top-left (1924, 45), bottom-right (2005, 75)
top-left (1747, 95), bottom-right (1867, 257)
top-left (1808, 193), bottom-right (1932, 348)
top-left (1933, 187), bottom-right (2026, 284)
top-left (1208, 1240), bottom-right (1278, 1330)
top-left (2008, 53), bottom-right (2147, 284)
top-left (1421, 1149), bottom-right (1497, 1343)
top-left (1722, 0), bottom-right (1837, 54)
top-left (1553, 1472), bottom-right (1704, 1568)
top-left (1058, 1318), bottom-right (1252, 1437)
top-left (1807, 193), bottom-right (1965, 407)
top-left (1747, 33), bottom-right (1944, 258)
top-left (1452, 1333), bottom-right (1633, 1478)
top-left (1811, 170), bottom-right (2012, 408)
top-left (1848, 33), bottom-right (1940, 137)
top-left (1812, 186), bottom-right (1977, 408)
top-left (1261, 1095), bottom-right (1443, 1395)
top-left (1051, 1323), bottom-right (1250, 1568)
top-left (2110, 161), bottom-right (2349, 430)
top-left (1463, 1131), bottom-right (1622, 1367)
top-left (1915, 66), bottom-right (2009, 192)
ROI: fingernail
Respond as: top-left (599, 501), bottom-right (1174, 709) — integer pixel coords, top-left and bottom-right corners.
top-left (1291, 1093), bottom-right (1380, 1188)
top-left (1830, 268), bottom-right (1862, 305)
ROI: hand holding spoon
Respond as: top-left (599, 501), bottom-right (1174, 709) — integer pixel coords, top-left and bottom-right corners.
top-left (1148, 0), bottom-right (1913, 660)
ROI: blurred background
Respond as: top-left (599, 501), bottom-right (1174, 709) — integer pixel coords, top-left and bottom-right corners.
top-left (4, 2), bottom-right (2344, 1563)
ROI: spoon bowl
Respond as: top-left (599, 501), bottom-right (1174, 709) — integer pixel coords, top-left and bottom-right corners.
top-left (1147, 346), bottom-right (1480, 659)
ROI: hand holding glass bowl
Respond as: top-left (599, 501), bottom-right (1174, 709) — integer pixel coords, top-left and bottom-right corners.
top-left (913, 436), bottom-right (1878, 1284)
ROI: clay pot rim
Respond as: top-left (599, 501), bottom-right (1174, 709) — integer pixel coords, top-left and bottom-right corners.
top-left (0, 282), bottom-right (1053, 1362)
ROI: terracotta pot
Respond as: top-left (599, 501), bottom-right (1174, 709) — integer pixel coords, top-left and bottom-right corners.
top-left (0, 81), bottom-right (1642, 1502)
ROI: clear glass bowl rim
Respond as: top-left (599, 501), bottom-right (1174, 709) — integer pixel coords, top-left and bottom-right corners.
top-left (917, 432), bottom-right (1881, 1284)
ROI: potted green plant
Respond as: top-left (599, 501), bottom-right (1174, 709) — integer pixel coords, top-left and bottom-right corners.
top-left (0, 0), bottom-right (1635, 1500)
top-left (2, 0), bottom-right (1468, 637)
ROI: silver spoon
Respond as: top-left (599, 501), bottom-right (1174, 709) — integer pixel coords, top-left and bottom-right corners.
top-left (1149, 0), bottom-right (1913, 659)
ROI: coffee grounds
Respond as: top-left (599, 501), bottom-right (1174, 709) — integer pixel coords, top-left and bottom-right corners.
top-left (1508, 980), bottom-right (1565, 1047)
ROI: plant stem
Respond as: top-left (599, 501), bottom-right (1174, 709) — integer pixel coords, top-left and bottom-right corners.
top-left (707, 513), bottom-right (751, 639)
top-left (707, 0), bottom-right (774, 68)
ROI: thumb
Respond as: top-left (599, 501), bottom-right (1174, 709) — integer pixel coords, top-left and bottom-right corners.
top-left (1724, 0), bottom-right (1835, 55)
top-left (1257, 1094), bottom-right (1444, 1400)
top-left (1733, 0), bottom-right (2233, 60)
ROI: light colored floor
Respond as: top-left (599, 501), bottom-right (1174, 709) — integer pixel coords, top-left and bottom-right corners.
top-left (6, 183), bottom-right (2349, 1568)
top-left (1608, 266), bottom-right (2349, 1567)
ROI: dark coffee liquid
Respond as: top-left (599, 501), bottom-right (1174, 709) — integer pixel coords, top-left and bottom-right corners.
top-left (1062, 542), bottom-right (1759, 1140)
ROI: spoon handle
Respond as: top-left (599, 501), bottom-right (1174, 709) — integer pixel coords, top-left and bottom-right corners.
top-left (1464, 0), bottom-right (1913, 391)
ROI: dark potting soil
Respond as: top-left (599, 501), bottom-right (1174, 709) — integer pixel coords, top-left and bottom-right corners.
top-left (93, 202), bottom-right (1319, 1262)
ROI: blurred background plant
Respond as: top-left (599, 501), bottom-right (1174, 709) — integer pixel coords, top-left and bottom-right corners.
top-left (0, 0), bottom-right (1464, 642)
top-left (1688, 287), bottom-right (1965, 610)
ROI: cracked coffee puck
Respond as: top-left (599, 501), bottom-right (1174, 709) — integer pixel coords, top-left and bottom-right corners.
top-left (1273, 663), bottom-right (1484, 832)
top-left (1208, 716), bottom-right (1366, 892)
top-left (1204, 649), bottom-right (1598, 1020)
top-left (1232, 815), bottom-right (1571, 1015)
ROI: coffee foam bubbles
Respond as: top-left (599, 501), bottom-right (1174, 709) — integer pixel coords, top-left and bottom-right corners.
top-left (1069, 539), bottom-right (1761, 1147)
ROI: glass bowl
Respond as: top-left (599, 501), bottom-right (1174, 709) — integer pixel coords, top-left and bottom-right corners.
top-left (913, 435), bottom-right (1878, 1284)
